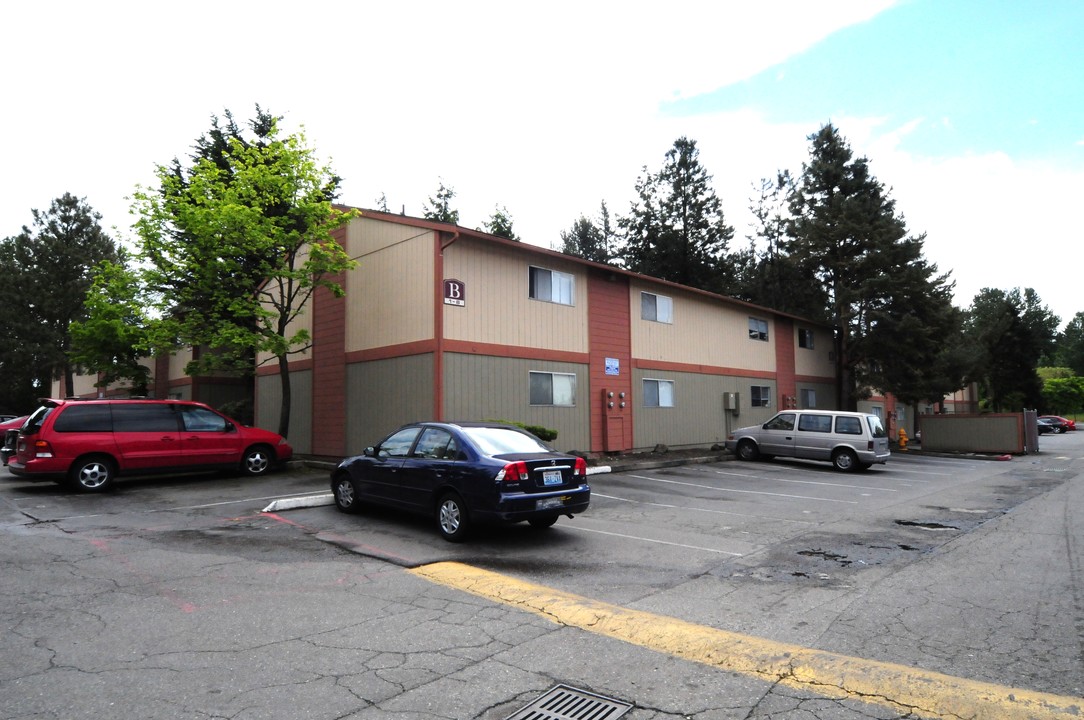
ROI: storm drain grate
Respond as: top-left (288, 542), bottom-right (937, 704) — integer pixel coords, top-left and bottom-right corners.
top-left (505, 684), bottom-right (633, 720)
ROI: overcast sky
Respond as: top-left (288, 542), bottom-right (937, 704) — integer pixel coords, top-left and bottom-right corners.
top-left (3, 1), bottom-right (1081, 326)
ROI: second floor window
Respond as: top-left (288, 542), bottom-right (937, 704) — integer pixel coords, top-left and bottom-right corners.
top-left (529, 266), bottom-right (574, 305)
top-left (641, 292), bottom-right (673, 323)
top-left (749, 317), bottom-right (769, 341)
top-left (798, 328), bottom-right (814, 349)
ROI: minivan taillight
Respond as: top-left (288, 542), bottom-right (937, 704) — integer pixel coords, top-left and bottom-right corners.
top-left (33, 440), bottom-right (54, 458)
top-left (496, 461), bottom-right (529, 483)
top-left (573, 456), bottom-right (588, 477)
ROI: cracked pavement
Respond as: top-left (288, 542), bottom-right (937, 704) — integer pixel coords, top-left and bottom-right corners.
top-left (3, 445), bottom-right (1084, 719)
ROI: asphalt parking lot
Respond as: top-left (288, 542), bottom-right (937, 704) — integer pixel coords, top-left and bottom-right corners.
top-left (3, 440), bottom-right (1084, 719)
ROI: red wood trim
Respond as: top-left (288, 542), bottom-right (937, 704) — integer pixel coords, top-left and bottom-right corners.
top-left (443, 339), bottom-right (590, 364)
top-left (633, 358), bottom-right (777, 380)
top-left (345, 340), bottom-right (438, 364)
top-left (795, 374), bottom-right (837, 385)
top-left (256, 358), bottom-right (314, 376)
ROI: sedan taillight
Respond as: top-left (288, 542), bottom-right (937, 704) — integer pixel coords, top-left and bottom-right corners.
top-left (496, 461), bottom-right (529, 483)
top-left (573, 456), bottom-right (588, 477)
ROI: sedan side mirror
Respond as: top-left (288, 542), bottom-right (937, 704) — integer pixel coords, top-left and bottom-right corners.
top-left (364, 446), bottom-right (377, 458)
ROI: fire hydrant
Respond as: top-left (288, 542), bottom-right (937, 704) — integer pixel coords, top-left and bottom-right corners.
top-left (898, 428), bottom-right (908, 450)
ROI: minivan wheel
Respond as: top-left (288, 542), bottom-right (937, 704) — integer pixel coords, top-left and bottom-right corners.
top-left (437, 492), bottom-right (471, 542)
top-left (69, 456), bottom-right (115, 492)
top-left (241, 445), bottom-right (273, 476)
top-left (736, 439), bottom-right (760, 462)
top-left (832, 448), bottom-right (858, 472)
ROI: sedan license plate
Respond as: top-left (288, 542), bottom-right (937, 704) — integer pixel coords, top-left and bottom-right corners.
top-left (542, 469), bottom-right (563, 486)
top-left (536, 496), bottom-right (566, 511)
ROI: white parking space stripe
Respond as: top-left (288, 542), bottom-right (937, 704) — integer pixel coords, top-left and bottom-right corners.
top-left (567, 525), bottom-right (745, 556)
top-left (713, 470), bottom-right (897, 492)
top-left (591, 492), bottom-right (816, 525)
top-left (629, 474), bottom-right (859, 504)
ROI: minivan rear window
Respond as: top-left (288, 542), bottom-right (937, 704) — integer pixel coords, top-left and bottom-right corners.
top-left (866, 415), bottom-right (887, 438)
top-left (53, 405), bottom-right (114, 433)
top-left (835, 416), bottom-right (862, 435)
top-left (113, 404), bottom-right (180, 433)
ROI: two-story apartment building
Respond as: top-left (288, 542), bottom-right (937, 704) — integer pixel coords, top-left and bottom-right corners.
top-left (252, 209), bottom-right (839, 457)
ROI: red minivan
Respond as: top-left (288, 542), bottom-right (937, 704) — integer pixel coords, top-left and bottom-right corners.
top-left (7, 398), bottom-right (293, 492)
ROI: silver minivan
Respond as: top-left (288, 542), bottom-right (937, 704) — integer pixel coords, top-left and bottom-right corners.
top-left (725, 410), bottom-right (890, 471)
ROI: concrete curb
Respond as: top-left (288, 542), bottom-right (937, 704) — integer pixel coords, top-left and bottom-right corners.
top-left (262, 494), bottom-right (334, 513)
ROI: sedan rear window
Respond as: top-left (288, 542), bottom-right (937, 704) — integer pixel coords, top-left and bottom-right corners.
top-left (462, 427), bottom-right (549, 455)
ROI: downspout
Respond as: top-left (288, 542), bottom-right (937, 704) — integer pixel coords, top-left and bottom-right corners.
top-left (434, 228), bottom-right (461, 420)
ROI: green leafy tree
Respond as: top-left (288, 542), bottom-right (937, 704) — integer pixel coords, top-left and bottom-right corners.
top-left (733, 172), bottom-right (828, 318)
top-left (559, 201), bottom-right (619, 265)
top-left (130, 112), bottom-right (357, 437)
top-left (619, 137), bottom-right (735, 294)
top-left (1054, 313), bottom-right (1084, 375)
top-left (422, 180), bottom-right (460, 224)
top-left (482, 205), bottom-right (520, 241)
top-left (68, 258), bottom-right (151, 394)
top-left (1042, 376), bottom-right (1084, 415)
top-left (963, 288), bottom-right (1052, 412)
top-left (785, 124), bottom-right (956, 410)
top-left (1, 194), bottom-right (119, 400)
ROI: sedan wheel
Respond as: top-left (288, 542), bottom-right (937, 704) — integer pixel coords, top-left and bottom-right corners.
top-left (437, 492), bottom-right (471, 542)
top-left (332, 475), bottom-right (362, 513)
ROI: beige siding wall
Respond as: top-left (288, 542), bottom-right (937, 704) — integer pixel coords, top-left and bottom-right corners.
top-left (443, 353), bottom-right (590, 452)
top-left (345, 354), bottom-right (434, 456)
top-left (630, 280), bottom-right (775, 371)
top-left (443, 239), bottom-right (589, 353)
top-left (256, 248), bottom-right (314, 366)
top-left (793, 325), bottom-right (835, 377)
top-left (633, 367), bottom-right (774, 449)
top-left (345, 216), bottom-right (434, 352)
top-left (169, 349), bottom-right (192, 380)
top-left (256, 369), bottom-right (312, 452)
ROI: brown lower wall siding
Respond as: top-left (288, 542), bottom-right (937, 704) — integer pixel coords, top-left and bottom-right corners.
top-left (345, 354), bottom-right (435, 457)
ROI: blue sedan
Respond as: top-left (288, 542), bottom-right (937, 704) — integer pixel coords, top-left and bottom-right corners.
top-left (331, 422), bottom-right (591, 541)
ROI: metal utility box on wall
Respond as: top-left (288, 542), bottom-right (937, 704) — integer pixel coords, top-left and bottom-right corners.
top-left (723, 392), bottom-right (740, 415)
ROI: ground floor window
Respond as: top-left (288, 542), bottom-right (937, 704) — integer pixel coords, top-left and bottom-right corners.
top-left (751, 385), bottom-right (771, 407)
top-left (800, 389), bottom-right (816, 408)
top-left (529, 371), bottom-right (576, 406)
top-left (643, 378), bottom-right (674, 408)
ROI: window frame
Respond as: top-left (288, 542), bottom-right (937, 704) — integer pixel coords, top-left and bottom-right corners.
top-left (528, 265), bottom-right (575, 306)
top-left (799, 388), bottom-right (816, 409)
top-left (748, 317), bottom-right (769, 342)
top-left (643, 378), bottom-right (675, 408)
top-left (529, 371), bottom-right (577, 407)
top-left (640, 291), bottom-right (674, 324)
top-left (751, 385), bottom-right (771, 408)
top-left (798, 328), bottom-right (814, 349)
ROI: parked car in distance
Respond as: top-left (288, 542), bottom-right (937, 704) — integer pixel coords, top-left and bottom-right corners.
top-left (331, 421), bottom-right (591, 542)
top-left (1037, 417), bottom-right (1065, 434)
top-left (1039, 415), bottom-right (1075, 432)
top-left (1, 415), bottom-right (28, 465)
top-left (725, 410), bottom-right (890, 472)
top-left (7, 398), bottom-right (292, 492)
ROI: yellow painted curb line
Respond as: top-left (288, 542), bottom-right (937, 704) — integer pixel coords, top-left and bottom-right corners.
top-left (409, 561), bottom-right (1083, 720)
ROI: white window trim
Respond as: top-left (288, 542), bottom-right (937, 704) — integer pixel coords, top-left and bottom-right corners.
top-left (529, 265), bottom-right (575, 306)
top-left (529, 371), bottom-right (577, 406)
top-left (643, 378), bottom-right (675, 408)
top-left (641, 291), bottom-right (673, 324)
top-left (749, 317), bottom-right (769, 342)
